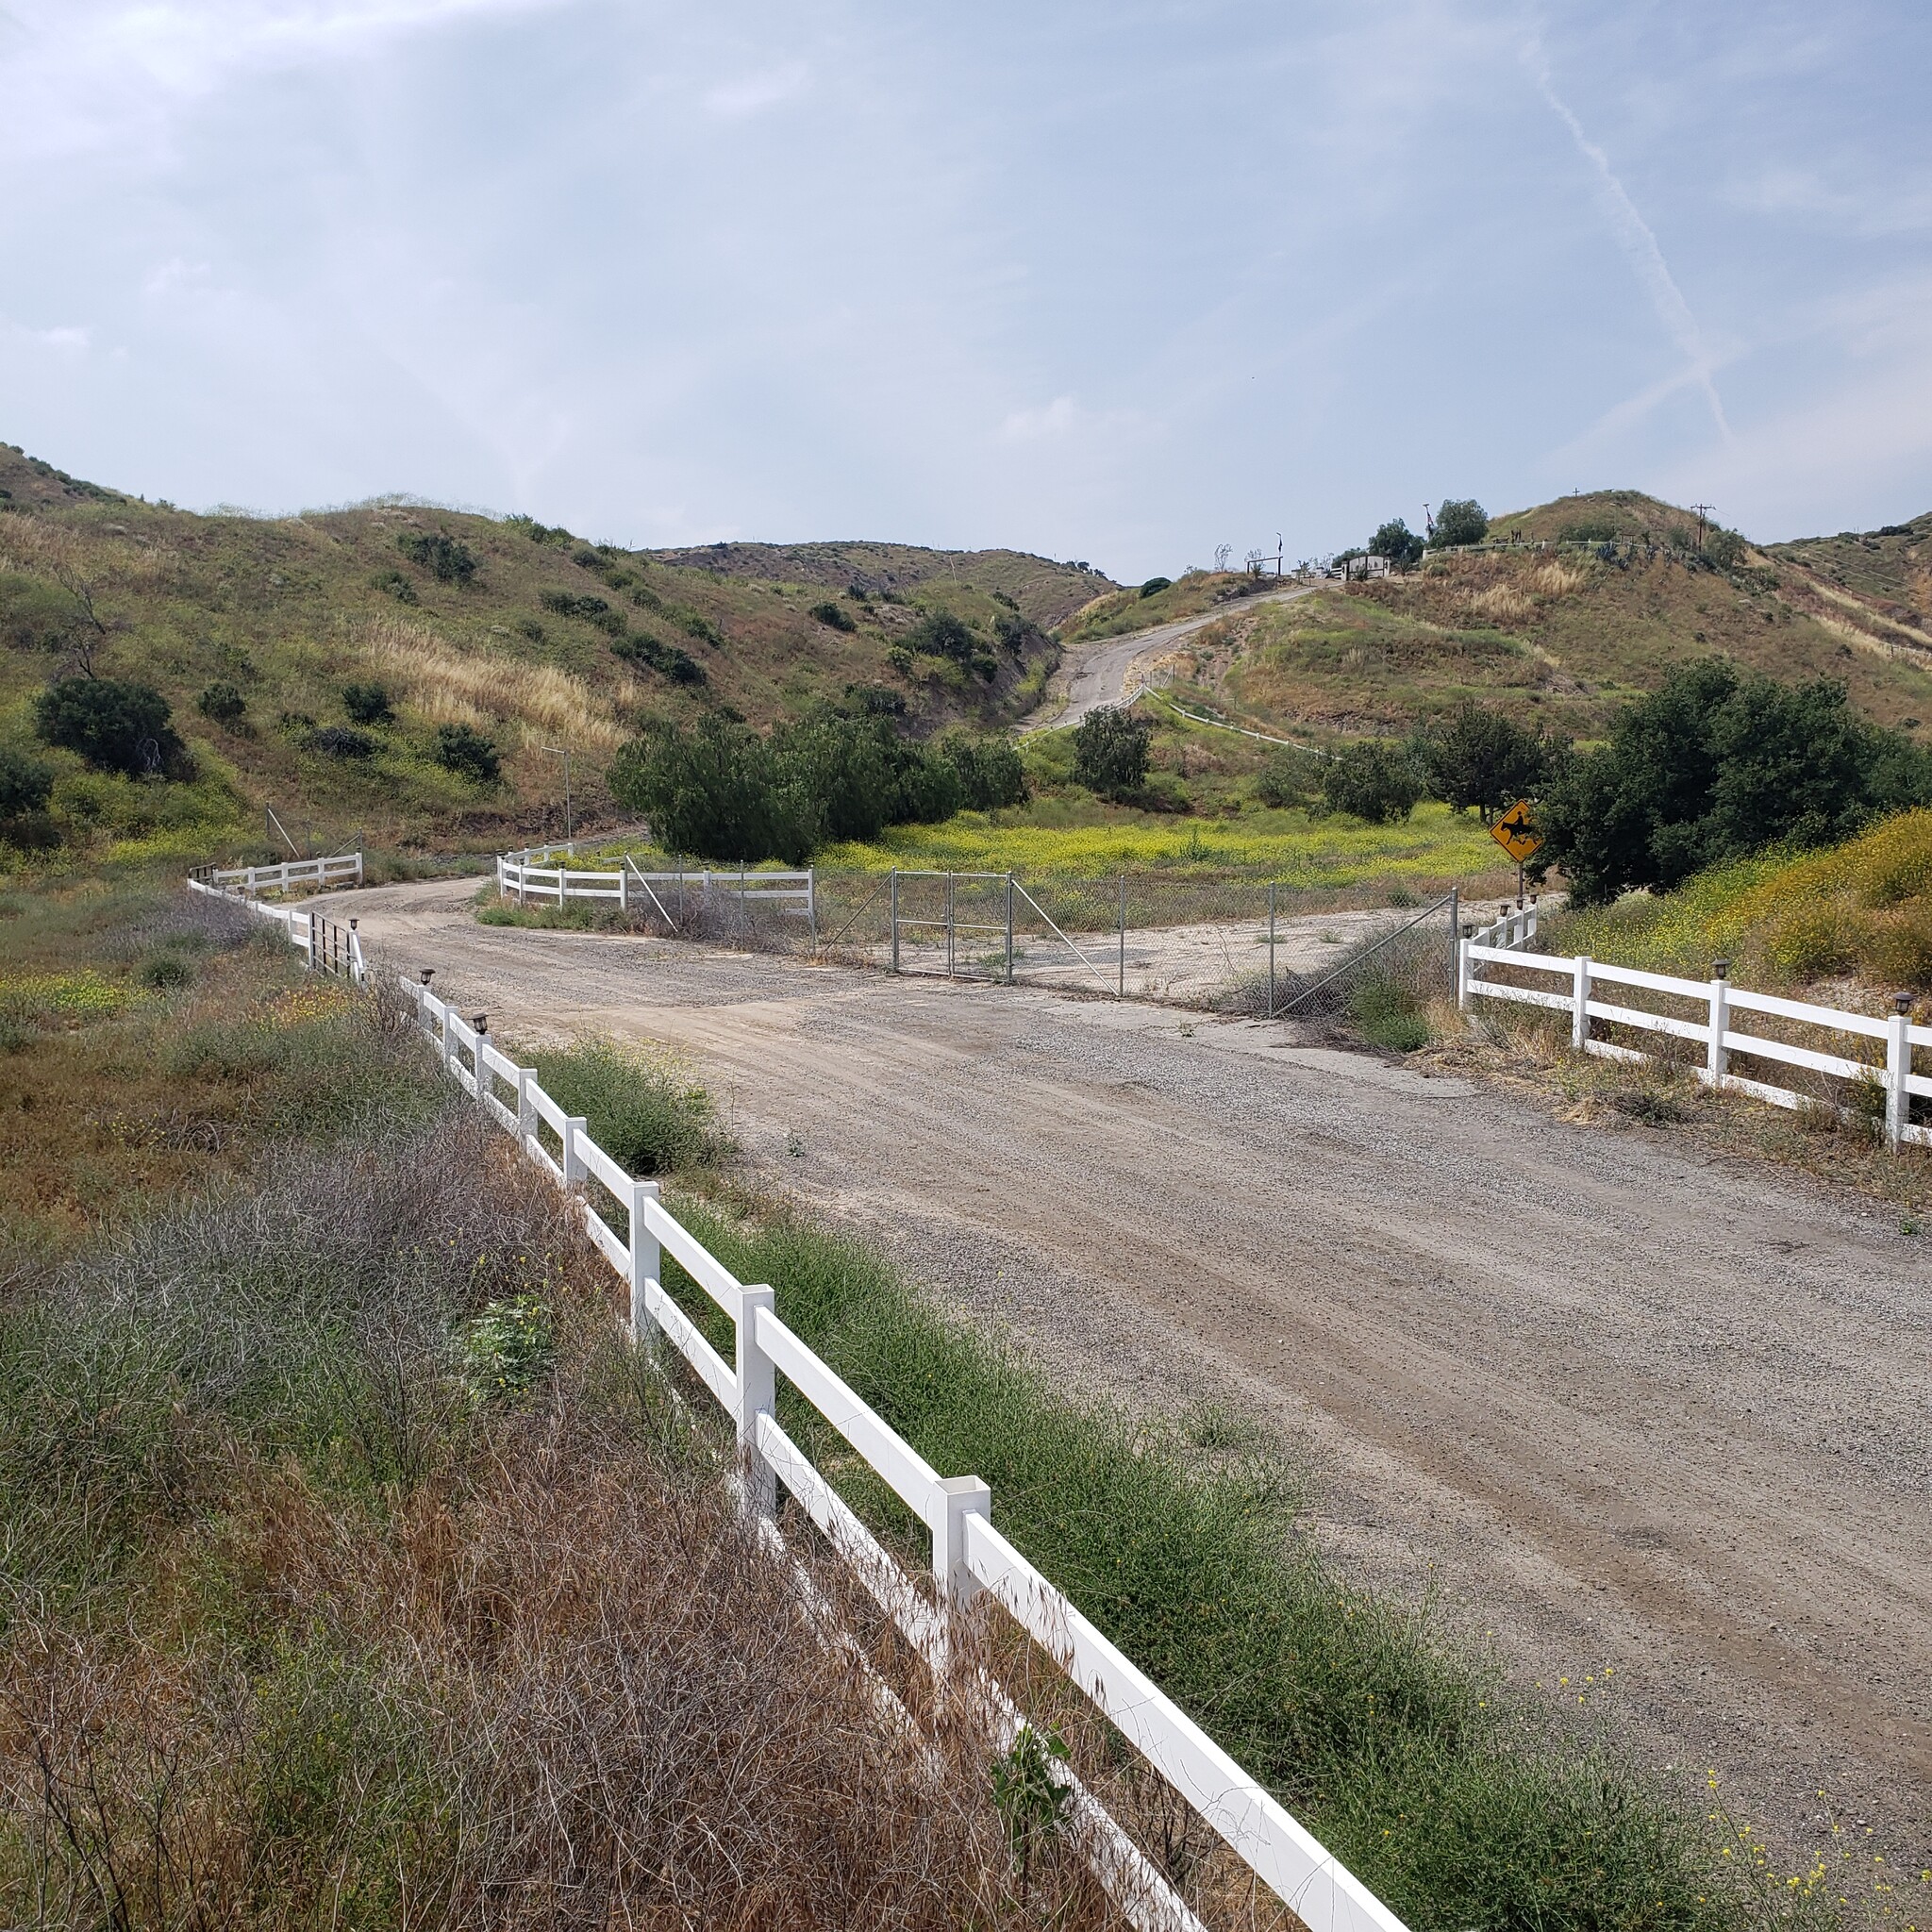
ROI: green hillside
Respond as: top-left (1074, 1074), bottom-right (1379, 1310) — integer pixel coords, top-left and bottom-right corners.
top-left (0, 441), bottom-right (1105, 857)
top-left (1155, 490), bottom-right (1932, 747)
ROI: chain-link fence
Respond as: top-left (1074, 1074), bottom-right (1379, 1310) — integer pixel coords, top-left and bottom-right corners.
top-left (608, 868), bottom-right (1521, 1015)
top-left (490, 848), bottom-right (1537, 1018)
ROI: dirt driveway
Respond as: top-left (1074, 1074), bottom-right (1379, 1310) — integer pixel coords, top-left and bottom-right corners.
top-left (320, 875), bottom-right (1932, 1862)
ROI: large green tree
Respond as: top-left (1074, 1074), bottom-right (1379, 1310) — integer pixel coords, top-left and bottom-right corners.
top-left (1535, 660), bottom-right (1932, 903)
top-left (1408, 702), bottom-right (1551, 820)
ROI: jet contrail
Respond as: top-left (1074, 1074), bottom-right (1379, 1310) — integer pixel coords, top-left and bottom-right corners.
top-left (1525, 38), bottom-right (1731, 442)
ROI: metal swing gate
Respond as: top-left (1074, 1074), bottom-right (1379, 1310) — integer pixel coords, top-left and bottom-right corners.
top-left (884, 870), bottom-right (1119, 994)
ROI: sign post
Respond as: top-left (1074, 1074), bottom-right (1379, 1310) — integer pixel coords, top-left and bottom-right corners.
top-left (1490, 800), bottom-right (1544, 908)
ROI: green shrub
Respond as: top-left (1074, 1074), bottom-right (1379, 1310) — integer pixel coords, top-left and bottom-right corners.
top-left (0, 745), bottom-right (56, 820)
top-left (1347, 974), bottom-right (1430, 1052)
top-left (341, 682), bottom-right (393, 726)
top-left (934, 732), bottom-right (1027, 809)
top-left (809, 600), bottom-right (856, 632)
top-left (541, 589), bottom-right (609, 620)
top-left (992, 610), bottom-right (1049, 655)
top-left (372, 569), bottom-right (418, 603)
top-left (1407, 702), bottom-right (1550, 817)
top-left (1322, 741), bottom-right (1422, 824)
top-left (434, 723), bottom-right (499, 784)
top-left (395, 531), bottom-right (475, 583)
top-left (35, 675), bottom-right (188, 778)
top-left (677, 610), bottom-right (723, 647)
top-left (308, 725), bottom-right (376, 760)
top-left (137, 951), bottom-right (194, 990)
top-left (1138, 576), bottom-right (1172, 598)
top-left (612, 633), bottom-right (707, 685)
top-left (1255, 746), bottom-right (1323, 809)
top-left (197, 680), bottom-right (247, 724)
top-left (904, 610), bottom-right (976, 663)
top-left (1071, 708), bottom-right (1152, 799)
top-left (526, 1040), bottom-right (726, 1176)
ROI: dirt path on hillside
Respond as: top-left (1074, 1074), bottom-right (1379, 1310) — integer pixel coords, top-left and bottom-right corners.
top-left (319, 876), bottom-right (1932, 1864)
top-left (1021, 586), bottom-right (1311, 730)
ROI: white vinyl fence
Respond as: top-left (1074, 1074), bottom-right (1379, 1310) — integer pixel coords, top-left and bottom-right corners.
top-left (389, 966), bottom-right (1403, 1932)
top-left (189, 869), bottom-right (367, 983)
top-left (1458, 928), bottom-right (1932, 1149)
top-left (189, 851), bottom-right (363, 897)
top-left (496, 851), bottom-right (815, 934)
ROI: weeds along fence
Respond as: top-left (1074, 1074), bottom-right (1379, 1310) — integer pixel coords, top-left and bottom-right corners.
top-left (1459, 924), bottom-right (1932, 1150)
top-left (188, 867), bottom-right (368, 983)
top-left (403, 968), bottom-right (1406, 1932)
top-left (177, 861), bottom-right (1404, 1932)
top-left (188, 850), bottom-right (363, 897)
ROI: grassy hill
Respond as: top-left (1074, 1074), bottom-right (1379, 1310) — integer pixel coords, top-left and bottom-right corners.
top-left (0, 441), bottom-right (1105, 858)
top-left (1549, 808), bottom-right (1932, 995)
top-left (1147, 490), bottom-right (1932, 747)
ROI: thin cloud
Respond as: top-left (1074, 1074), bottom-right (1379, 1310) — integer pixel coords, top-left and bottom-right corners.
top-left (998, 395), bottom-right (1076, 443)
top-left (1524, 35), bottom-right (1732, 443)
top-left (0, 0), bottom-right (567, 158)
top-left (703, 61), bottom-right (808, 119)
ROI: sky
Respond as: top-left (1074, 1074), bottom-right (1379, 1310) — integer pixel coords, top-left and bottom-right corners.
top-left (2, 1), bottom-right (1929, 580)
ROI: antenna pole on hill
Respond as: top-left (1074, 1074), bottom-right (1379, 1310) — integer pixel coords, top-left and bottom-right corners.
top-left (543, 745), bottom-right (574, 843)
top-left (1691, 504), bottom-right (1716, 550)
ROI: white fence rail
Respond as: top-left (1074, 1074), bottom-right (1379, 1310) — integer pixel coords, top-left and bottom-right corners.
top-left (387, 968), bottom-right (1404, 1932)
top-left (188, 874), bottom-right (367, 984)
top-left (189, 851), bottom-right (363, 897)
top-left (496, 852), bottom-right (816, 933)
top-left (1458, 935), bottom-right (1931, 1149)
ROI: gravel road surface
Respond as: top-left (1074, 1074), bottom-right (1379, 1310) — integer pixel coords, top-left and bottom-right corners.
top-left (1021, 586), bottom-right (1311, 730)
top-left (320, 875), bottom-right (1932, 1860)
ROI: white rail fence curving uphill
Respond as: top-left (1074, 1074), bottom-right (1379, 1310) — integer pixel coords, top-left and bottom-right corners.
top-left (189, 851), bottom-right (363, 897)
top-left (189, 865), bottom-right (368, 983)
top-left (496, 851), bottom-right (816, 935)
top-left (1458, 929), bottom-right (1932, 1150)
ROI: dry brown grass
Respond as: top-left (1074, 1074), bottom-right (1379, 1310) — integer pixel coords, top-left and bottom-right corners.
top-left (0, 1395), bottom-right (1124, 1931)
top-left (358, 614), bottom-right (638, 752)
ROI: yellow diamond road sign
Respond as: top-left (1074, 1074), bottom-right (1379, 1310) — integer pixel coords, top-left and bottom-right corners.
top-left (1491, 799), bottom-right (1543, 864)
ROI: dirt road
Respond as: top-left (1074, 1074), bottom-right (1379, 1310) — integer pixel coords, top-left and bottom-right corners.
top-left (323, 876), bottom-right (1932, 1861)
top-left (1021, 586), bottom-right (1311, 731)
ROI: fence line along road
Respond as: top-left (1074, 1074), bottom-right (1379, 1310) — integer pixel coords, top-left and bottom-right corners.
top-left (496, 851), bottom-right (816, 935)
top-left (189, 863), bottom-right (368, 983)
top-left (1459, 922), bottom-right (1932, 1150)
top-left (189, 851), bottom-right (364, 898)
top-left (178, 858), bottom-right (1407, 1932)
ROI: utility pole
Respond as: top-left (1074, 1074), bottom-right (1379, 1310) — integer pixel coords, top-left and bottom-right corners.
top-left (543, 745), bottom-right (573, 843)
top-left (1690, 504), bottom-right (1716, 551)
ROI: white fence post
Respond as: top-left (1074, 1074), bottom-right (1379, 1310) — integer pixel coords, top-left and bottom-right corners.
top-left (735, 1285), bottom-right (777, 1519)
top-left (932, 1474), bottom-right (991, 1607)
top-left (1572, 954), bottom-right (1591, 1052)
top-left (561, 1115), bottom-right (588, 1189)
top-left (628, 1177), bottom-right (660, 1347)
top-left (1455, 929), bottom-right (1471, 1011)
top-left (516, 1067), bottom-right (537, 1158)
top-left (1888, 997), bottom-right (1912, 1148)
top-left (1707, 960), bottom-right (1730, 1088)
